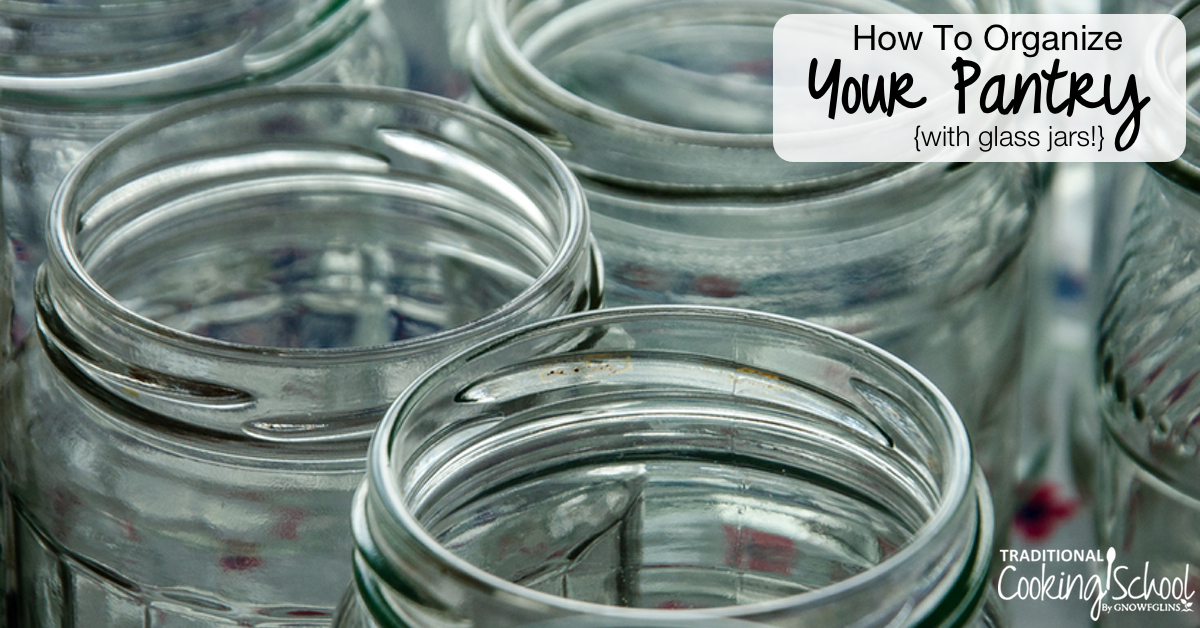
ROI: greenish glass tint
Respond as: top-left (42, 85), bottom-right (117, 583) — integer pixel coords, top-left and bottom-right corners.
top-left (0, 0), bottom-right (407, 340)
top-left (334, 306), bottom-right (1004, 628)
top-left (465, 0), bottom-right (1036, 535)
top-left (1101, 0), bottom-right (1176, 11)
top-left (1, 86), bottom-right (600, 627)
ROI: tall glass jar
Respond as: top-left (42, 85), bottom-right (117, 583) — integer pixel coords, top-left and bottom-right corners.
top-left (1095, 2), bottom-right (1200, 627)
top-left (332, 306), bottom-right (1002, 628)
top-left (0, 0), bottom-right (406, 339)
top-left (0, 86), bottom-right (600, 627)
top-left (1079, 0), bottom-right (1179, 507)
top-left (466, 0), bottom-right (1036, 532)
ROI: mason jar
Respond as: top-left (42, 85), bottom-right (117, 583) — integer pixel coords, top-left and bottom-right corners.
top-left (0, 0), bottom-right (407, 340)
top-left (466, 0), bottom-right (1036, 533)
top-left (1094, 2), bottom-right (1200, 626)
top-left (0, 86), bottom-right (600, 627)
top-left (331, 306), bottom-right (1002, 628)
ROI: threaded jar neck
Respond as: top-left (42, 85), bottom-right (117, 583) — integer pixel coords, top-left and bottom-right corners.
top-left (351, 306), bottom-right (994, 627)
top-left (1100, 0), bottom-right (1200, 481)
top-left (38, 86), bottom-right (597, 446)
top-left (1097, 0), bottom-right (1200, 492)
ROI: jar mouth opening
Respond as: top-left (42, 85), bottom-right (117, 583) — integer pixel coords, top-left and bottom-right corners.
top-left (365, 306), bottom-right (979, 621)
top-left (473, 0), bottom-right (1003, 191)
top-left (44, 85), bottom-right (591, 361)
top-left (483, 0), bottom-right (997, 143)
top-left (480, 0), bottom-right (773, 146)
top-left (0, 0), bottom-right (369, 108)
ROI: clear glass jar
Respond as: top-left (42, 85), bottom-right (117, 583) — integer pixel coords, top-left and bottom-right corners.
top-left (0, 86), bottom-right (600, 627)
top-left (1095, 2), bottom-right (1200, 626)
top-left (466, 0), bottom-right (1036, 532)
top-left (1083, 0), bottom-right (1178, 506)
top-left (0, 0), bottom-right (407, 340)
top-left (332, 306), bottom-right (1002, 628)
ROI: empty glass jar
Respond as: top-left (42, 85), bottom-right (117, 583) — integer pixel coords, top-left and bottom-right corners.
top-left (1095, 2), bottom-right (1200, 626)
top-left (333, 306), bottom-right (1001, 628)
top-left (0, 0), bottom-right (406, 339)
top-left (466, 0), bottom-right (1036, 531)
top-left (0, 86), bottom-right (600, 627)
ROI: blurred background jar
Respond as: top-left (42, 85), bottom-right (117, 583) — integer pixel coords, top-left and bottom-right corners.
top-left (1101, 0), bottom-right (1176, 11)
top-left (333, 306), bottom-right (1003, 628)
top-left (465, 0), bottom-right (1038, 534)
top-left (0, 213), bottom-right (13, 626)
top-left (0, 0), bottom-right (406, 341)
top-left (0, 86), bottom-right (600, 627)
top-left (1094, 1), bottom-right (1200, 626)
top-left (377, 0), bottom-right (468, 98)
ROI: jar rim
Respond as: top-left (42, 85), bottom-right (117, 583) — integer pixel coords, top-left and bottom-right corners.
top-left (363, 305), bottom-right (980, 622)
top-left (0, 0), bottom-right (373, 108)
top-left (479, 0), bottom-right (769, 149)
top-left (44, 85), bottom-right (593, 364)
top-left (470, 0), bottom-right (1007, 192)
top-left (477, 0), bottom-right (1006, 149)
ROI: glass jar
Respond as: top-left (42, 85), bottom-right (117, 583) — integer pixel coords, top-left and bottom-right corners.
top-left (0, 86), bottom-right (600, 627)
top-left (466, 0), bottom-right (1036, 532)
top-left (1095, 2), bottom-right (1200, 626)
top-left (332, 306), bottom-right (1002, 628)
top-left (1082, 0), bottom-right (1178, 506)
top-left (0, 0), bottom-right (407, 340)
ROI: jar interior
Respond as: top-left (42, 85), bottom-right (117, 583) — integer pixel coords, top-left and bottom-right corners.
top-left (65, 94), bottom-right (568, 350)
top-left (391, 314), bottom-right (960, 610)
top-left (423, 406), bottom-right (921, 608)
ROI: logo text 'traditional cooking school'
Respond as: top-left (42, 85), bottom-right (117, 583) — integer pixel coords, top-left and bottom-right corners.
top-left (997, 547), bottom-right (1194, 620)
